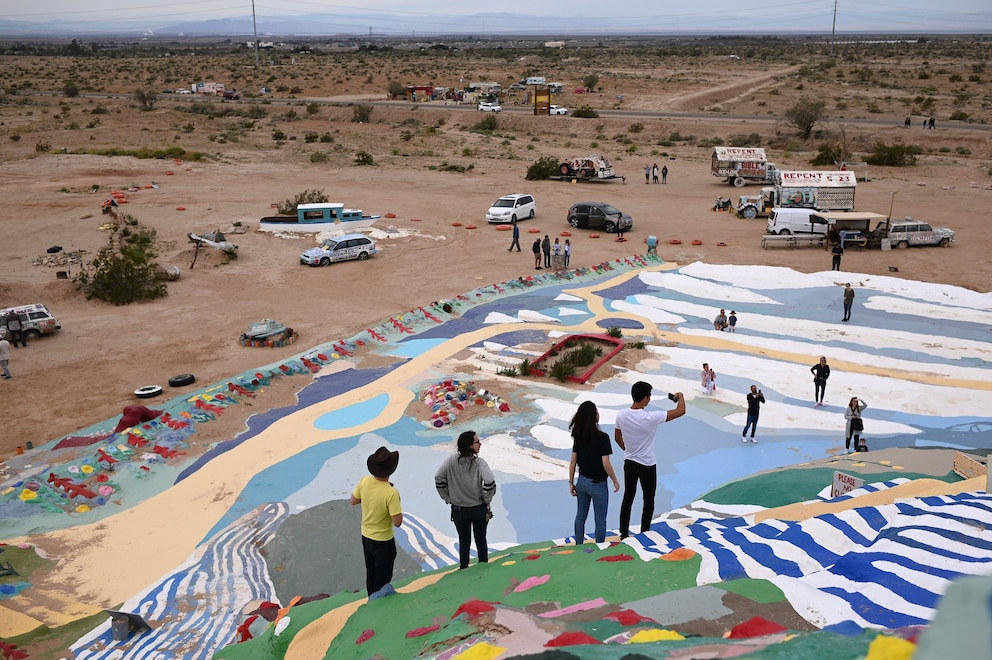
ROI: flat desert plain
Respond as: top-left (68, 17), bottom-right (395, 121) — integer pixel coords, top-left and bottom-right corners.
top-left (1, 41), bottom-right (990, 458)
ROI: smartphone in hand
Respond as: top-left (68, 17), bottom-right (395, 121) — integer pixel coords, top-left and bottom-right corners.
top-left (667, 392), bottom-right (678, 403)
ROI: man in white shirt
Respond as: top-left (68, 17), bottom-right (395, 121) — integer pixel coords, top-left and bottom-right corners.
top-left (614, 381), bottom-right (686, 539)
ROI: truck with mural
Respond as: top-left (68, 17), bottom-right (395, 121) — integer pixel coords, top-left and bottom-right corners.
top-left (711, 147), bottom-right (778, 187)
top-left (557, 155), bottom-right (622, 181)
top-left (736, 170), bottom-right (858, 219)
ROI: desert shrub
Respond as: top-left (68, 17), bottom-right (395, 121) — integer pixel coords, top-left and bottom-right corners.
top-left (728, 133), bottom-right (762, 147)
top-left (352, 104), bottom-right (373, 123)
top-left (496, 365), bottom-right (519, 377)
top-left (272, 129), bottom-right (286, 141)
top-left (949, 111), bottom-right (969, 121)
top-left (628, 122), bottom-right (644, 133)
top-left (354, 151), bottom-right (375, 165)
top-left (811, 144), bottom-right (843, 166)
top-left (10, 134), bottom-right (21, 143)
top-left (439, 162), bottom-right (468, 172)
top-left (306, 102), bottom-right (320, 115)
top-left (304, 131), bottom-right (318, 143)
top-left (547, 342), bottom-right (604, 382)
top-left (74, 219), bottom-right (166, 305)
top-left (948, 73), bottom-right (963, 82)
top-left (290, 86), bottom-right (303, 95)
top-left (133, 88), bottom-right (158, 110)
top-left (90, 105), bottom-right (109, 115)
top-left (865, 142), bottom-right (919, 167)
top-left (400, 130), bottom-right (413, 142)
top-left (956, 146), bottom-right (971, 155)
top-left (582, 74), bottom-right (599, 91)
top-left (525, 155), bottom-right (561, 180)
top-left (606, 326), bottom-right (623, 338)
top-left (62, 80), bottom-right (80, 97)
top-left (310, 152), bottom-right (329, 163)
top-left (276, 189), bottom-right (328, 215)
top-left (35, 139), bottom-right (51, 152)
top-left (784, 97), bottom-right (826, 139)
top-left (518, 358), bottom-right (531, 375)
top-left (475, 114), bottom-right (499, 131)
top-left (571, 106), bottom-right (599, 118)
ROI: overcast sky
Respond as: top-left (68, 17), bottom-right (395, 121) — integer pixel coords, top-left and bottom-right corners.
top-left (4, 0), bottom-right (990, 34)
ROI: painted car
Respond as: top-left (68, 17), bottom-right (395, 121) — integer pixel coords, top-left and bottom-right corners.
top-left (486, 194), bottom-right (536, 224)
top-left (886, 219), bottom-right (955, 248)
top-left (300, 234), bottom-right (377, 266)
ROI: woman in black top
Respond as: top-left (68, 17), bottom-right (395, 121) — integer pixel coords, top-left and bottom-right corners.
top-left (568, 401), bottom-right (620, 543)
top-left (811, 356), bottom-right (830, 407)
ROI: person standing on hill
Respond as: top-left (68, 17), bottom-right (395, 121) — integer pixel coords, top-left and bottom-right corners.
top-left (435, 431), bottom-right (497, 569)
top-left (507, 218), bottom-right (521, 252)
top-left (842, 283), bottom-right (855, 322)
top-left (542, 235), bottom-right (552, 268)
top-left (563, 239), bottom-right (571, 268)
top-left (661, 165), bottom-right (668, 183)
top-left (811, 356), bottom-right (830, 407)
top-left (568, 401), bottom-right (619, 544)
top-left (742, 385), bottom-right (765, 442)
top-left (5, 312), bottom-right (27, 348)
top-left (350, 447), bottom-right (403, 598)
top-left (652, 163), bottom-right (659, 184)
top-left (832, 242), bottom-right (844, 271)
top-left (644, 164), bottom-right (651, 184)
top-left (614, 381), bottom-right (686, 539)
top-left (532, 238), bottom-right (542, 270)
top-left (844, 397), bottom-right (868, 453)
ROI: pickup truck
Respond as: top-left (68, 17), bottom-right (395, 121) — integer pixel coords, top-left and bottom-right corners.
top-left (222, 90), bottom-right (240, 100)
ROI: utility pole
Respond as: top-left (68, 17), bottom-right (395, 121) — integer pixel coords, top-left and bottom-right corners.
top-left (829, 0), bottom-right (838, 56)
top-left (251, 0), bottom-right (259, 67)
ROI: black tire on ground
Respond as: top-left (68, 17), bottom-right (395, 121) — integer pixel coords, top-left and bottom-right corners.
top-left (320, 257), bottom-right (330, 266)
top-left (742, 207), bottom-right (758, 219)
top-left (897, 241), bottom-right (909, 249)
top-left (511, 214), bottom-right (517, 222)
top-left (559, 163), bottom-right (572, 176)
top-left (604, 222), bottom-right (617, 233)
top-left (168, 373), bottom-right (196, 387)
top-left (25, 329), bottom-right (42, 340)
top-left (939, 238), bottom-right (949, 247)
top-left (135, 385), bottom-right (163, 398)
top-left (568, 217), bottom-right (580, 228)
top-left (780, 229), bottom-right (791, 236)
top-left (528, 209), bottom-right (535, 219)
top-left (358, 252), bottom-right (369, 260)
top-left (733, 177), bottom-right (746, 187)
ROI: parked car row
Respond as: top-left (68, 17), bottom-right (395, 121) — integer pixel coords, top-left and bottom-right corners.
top-left (484, 194), bottom-right (633, 233)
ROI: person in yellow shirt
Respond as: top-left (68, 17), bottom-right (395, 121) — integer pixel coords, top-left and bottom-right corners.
top-left (350, 446), bottom-right (403, 598)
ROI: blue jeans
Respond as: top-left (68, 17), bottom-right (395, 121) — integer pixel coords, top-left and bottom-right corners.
top-left (743, 413), bottom-right (759, 438)
top-left (574, 474), bottom-right (609, 543)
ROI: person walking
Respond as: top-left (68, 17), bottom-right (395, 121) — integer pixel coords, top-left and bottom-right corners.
top-left (568, 401), bottom-right (619, 544)
top-left (434, 430), bottom-right (497, 569)
top-left (350, 446), bottom-right (403, 598)
top-left (0, 331), bottom-right (11, 380)
top-left (5, 311), bottom-right (27, 348)
top-left (832, 242), bottom-right (844, 271)
top-left (563, 239), bottom-right (571, 268)
top-left (644, 164), bottom-right (651, 184)
top-left (844, 397), bottom-right (868, 453)
top-left (532, 237), bottom-right (542, 270)
top-left (507, 218), bottom-right (521, 252)
top-left (614, 381), bottom-right (686, 539)
top-left (742, 385), bottom-right (765, 442)
top-left (651, 163), bottom-right (659, 184)
top-left (700, 363), bottom-right (716, 395)
top-left (542, 234), bottom-right (552, 269)
top-left (811, 356), bottom-right (830, 407)
top-left (842, 283), bottom-right (855, 322)
top-left (661, 165), bottom-right (668, 184)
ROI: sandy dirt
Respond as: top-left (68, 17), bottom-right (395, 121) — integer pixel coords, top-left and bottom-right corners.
top-left (1, 60), bottom-right (990, 460)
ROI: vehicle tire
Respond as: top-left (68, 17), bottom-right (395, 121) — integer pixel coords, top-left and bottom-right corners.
top-left (358, 252), bottom-right (369, 260)
top-left (939, 238), bottom-right (949, 247)
top-left (511, 214), bottom-right (517, 222)
top-left (568, 217), bottom-right (580, 228)
top-left (604, 222), bottom-right (617, 233)
top-left (25, 329), bottom-right (42, 340)
top-left (528, 209), bottom-right (535, 219)
top-left (897, 241), bottom-right (909, 249)
top-left (742, 207), bottom-right (758, 219)
top-left (134, 385), bottom-right (163, 399)
top-left (779, 229), bottom-right (791, 236)
top-left (319, 257), bottom-right (330, 266)
top-left (169, 373), bottom-right (196, 387)
top-left (559, 163), bottom-right (572, 176)
top-left (733, 177), bottom-right (746, 187)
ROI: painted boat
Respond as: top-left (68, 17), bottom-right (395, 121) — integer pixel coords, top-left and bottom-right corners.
top-left (242, 319), bottom-right (288, 340)
top-left (259, 203), bottom-right (380, 233)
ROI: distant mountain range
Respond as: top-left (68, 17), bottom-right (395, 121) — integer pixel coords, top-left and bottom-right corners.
top-left (0, 11), bottom-right (985, 40)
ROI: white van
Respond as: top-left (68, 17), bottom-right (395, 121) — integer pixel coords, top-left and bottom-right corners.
top-left (766, 208), bottom-right (828, 236)
top-left (1, 303), bottom-right (62, 339)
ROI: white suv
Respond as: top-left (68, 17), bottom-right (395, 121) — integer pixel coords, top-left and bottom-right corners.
top-left (477, 102), bottom-right (502, 112)
top-left (486, 194), bottom-right (536, 224)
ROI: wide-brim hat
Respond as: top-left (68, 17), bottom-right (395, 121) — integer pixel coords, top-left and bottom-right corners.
top-left (367, 446), bottom-right (399, 478)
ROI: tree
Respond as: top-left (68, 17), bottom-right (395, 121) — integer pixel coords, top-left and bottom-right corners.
top-left (74, 215), bottom-right (167, 305)
top-left (352, 104), bottom-right (373, 123)
top-left (784, 97), bottom-right (826, 139)
top-left (386, 80), bottom-right (405, 99)
top-left (133, 88), bottom-right (158, 111)
top-left (62, 80), bottom-right (80, 97)
top-left (582, 74), bottom-right (599, 92)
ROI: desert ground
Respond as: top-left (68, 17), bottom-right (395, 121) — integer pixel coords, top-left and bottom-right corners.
top-left (1, 38), bottom-right (991, 458)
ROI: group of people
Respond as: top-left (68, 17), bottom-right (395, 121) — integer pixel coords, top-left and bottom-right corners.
top-left (811, 355), bottom-right (867, 452)
top-left (644, 163), bottom-right (669, 184)
top-left (1, 310), bottom-right (28, 348)
top-left (526, 232), bottom-right (571, 271)
top-left (713, 309), bottom-right (737, 332)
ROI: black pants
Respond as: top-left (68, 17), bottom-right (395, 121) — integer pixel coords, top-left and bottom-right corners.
top-left (543, 250), bottom-right (551, 268)
top-left (361, 535), bottom-right (396, 596)
top-left (452, 503), bottom-right (489, 569)
top-left (832, 256), bottom-right (841, 271)
top-left (814, 380), bottom-right (826, 403)
top-left (619, 459), bottom-right (657, 538)
top-left (9, 329), bottom-right (27, 347)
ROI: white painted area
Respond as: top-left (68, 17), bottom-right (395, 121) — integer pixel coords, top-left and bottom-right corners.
top-left (638, 271), bottom-right (782, 304)
top-left (863, 295), bottom-right (992, 325)
top-left (557, 307), bottom-right (589, 317)
top-left (484, 312), bottom-right (523, 324)
top-left (518, 310), bottom-right (560, 323)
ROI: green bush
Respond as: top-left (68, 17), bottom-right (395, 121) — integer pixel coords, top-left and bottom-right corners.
top-left (276, 189), bottom-right (328, 215)
top-left (865, 142), bottom-right (919, 167)
top-left (355, 151), bottom-right (375, 165)
top-left (606, 326), bottom-right (623, 338)
top-left (525, 156), bottom-right (561, 180)
top-left (949, 111), bottom-right (969, 121)
top-left (310, 152), bottom-right (329, 163)
top-left (475, 114), bottom-right (499, 131)
top-left (628, 122), bottom-right (644, 133)
top-left (74, 219), bottom-right (166, 305)
top-left (728, 133), bottom-right (762, 147)
top-left (811, 144), bottom-right (842, 166)
top-left (352, 104), bottom-right (373, 123)
top-left (572, 106), bottom-right (599, 118)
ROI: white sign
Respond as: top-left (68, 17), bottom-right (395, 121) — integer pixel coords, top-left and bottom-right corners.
top-left (831, 470), bottom-right (865, 498)
top-left (525, 76), bottom-right (546, 85)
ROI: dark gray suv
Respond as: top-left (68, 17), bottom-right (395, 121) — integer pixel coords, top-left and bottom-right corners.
top-left (566, 202), bottom-right (633, 233)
